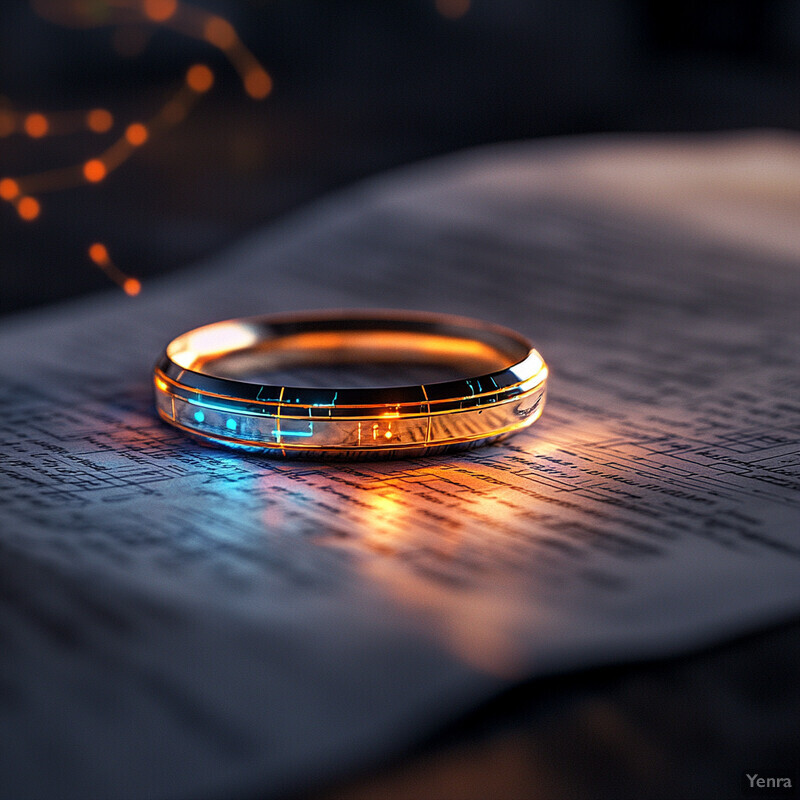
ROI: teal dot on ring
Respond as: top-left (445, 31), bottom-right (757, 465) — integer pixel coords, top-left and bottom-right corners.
top-left (226, 418), bottom-right (237, 431)
top-left (193, 410), bottom-right (205, 423)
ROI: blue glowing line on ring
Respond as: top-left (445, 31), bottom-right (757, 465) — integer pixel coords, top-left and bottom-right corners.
top-left (311, 392), bottom-right (338, 408)
top-left (186, 397), bottom-right (273, 417)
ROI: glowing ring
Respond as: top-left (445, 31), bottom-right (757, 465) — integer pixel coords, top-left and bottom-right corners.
top-left (153, 310), bottom-right (548, 459)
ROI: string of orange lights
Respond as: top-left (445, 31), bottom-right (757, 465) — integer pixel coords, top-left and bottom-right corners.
top-left (3, 0), bottom-right (466, 295)
top-left (29, 0), bottom-right (274, 98)
top-left (1, 0), bottom-right (273, 294)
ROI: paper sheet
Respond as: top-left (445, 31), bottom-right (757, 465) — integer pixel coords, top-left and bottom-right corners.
top-left (1, 133), bottom-right (799, 800)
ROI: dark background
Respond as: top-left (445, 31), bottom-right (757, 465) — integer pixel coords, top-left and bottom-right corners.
top-left (2, 0), bottom-right (800, 314)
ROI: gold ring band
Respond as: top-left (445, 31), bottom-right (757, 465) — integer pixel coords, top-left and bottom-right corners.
top-left (153, 310), bottom-right (548, 459)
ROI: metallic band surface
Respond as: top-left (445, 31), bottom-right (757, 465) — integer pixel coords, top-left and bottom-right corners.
top-left (153, 310), bottom-right (548, 459)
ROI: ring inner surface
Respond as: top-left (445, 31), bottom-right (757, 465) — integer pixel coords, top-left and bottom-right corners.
top-left (172, 327), bottom-right (526, 389)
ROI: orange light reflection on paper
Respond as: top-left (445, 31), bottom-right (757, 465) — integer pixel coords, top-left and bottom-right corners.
top-left (328, 462), bottom-right (536, 677)
top-left (285, 412), bottom-right (625, 680)
top-left (358, 490), bottom-right (409, 555)
top-left (250, 435), bottom-right (620, 680)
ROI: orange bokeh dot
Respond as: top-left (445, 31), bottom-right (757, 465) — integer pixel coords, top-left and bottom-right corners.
top-left (143, 0), bottom-right (177, 22)
top-left (17, 196), bottom-right (40, 221)
top-left (123, 278), bottom-right (142, 296)
top-left (87, 108), bottom-right (114, 133)
top-left (244, 69), bottom-right (272, 99)
top-left (203, 16), bottom-right (236, 49)
top-left (24, 113), bottom-right (49, 138)
top-left (0, 178), bottom-right (20, 201)
top-left (83, 159), bottom-right (107, 183)
top-left (125, 123), bottom-right (149, 146)
top-left (186, 64), bottom-right (214, 93)
top-left (88, 242), bottom-right (109, 265)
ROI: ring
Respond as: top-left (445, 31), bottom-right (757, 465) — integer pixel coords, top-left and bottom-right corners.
top-left (153, 310), bottom-right (548, 459)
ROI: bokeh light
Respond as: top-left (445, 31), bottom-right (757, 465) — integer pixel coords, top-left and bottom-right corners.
top-left (244, 69), bottom-right (272, 100)
top-left (0, 178), bottom-right (20, 201)
top-left (2, 1), bottom-right (273, 296)
top-left (186, 63), bottom-right (214, 93)
top-left (86, 108), bottom-right (114, 133)
top-left (83, 159), bottom-right (108, 182)
top-left (143, 0), bottom-right (177, 23)
top-left (17, 196), bottom-right (41, 221)
top-left (125, 123), bottom-right (149, 146)
top-left (24, 113), bottom-right (49, 138)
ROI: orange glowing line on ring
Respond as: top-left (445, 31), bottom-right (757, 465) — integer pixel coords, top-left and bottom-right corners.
top-left (152, 367), bottom-right (547, 417)
top-left (158, 408), bottom-right (543, 453)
